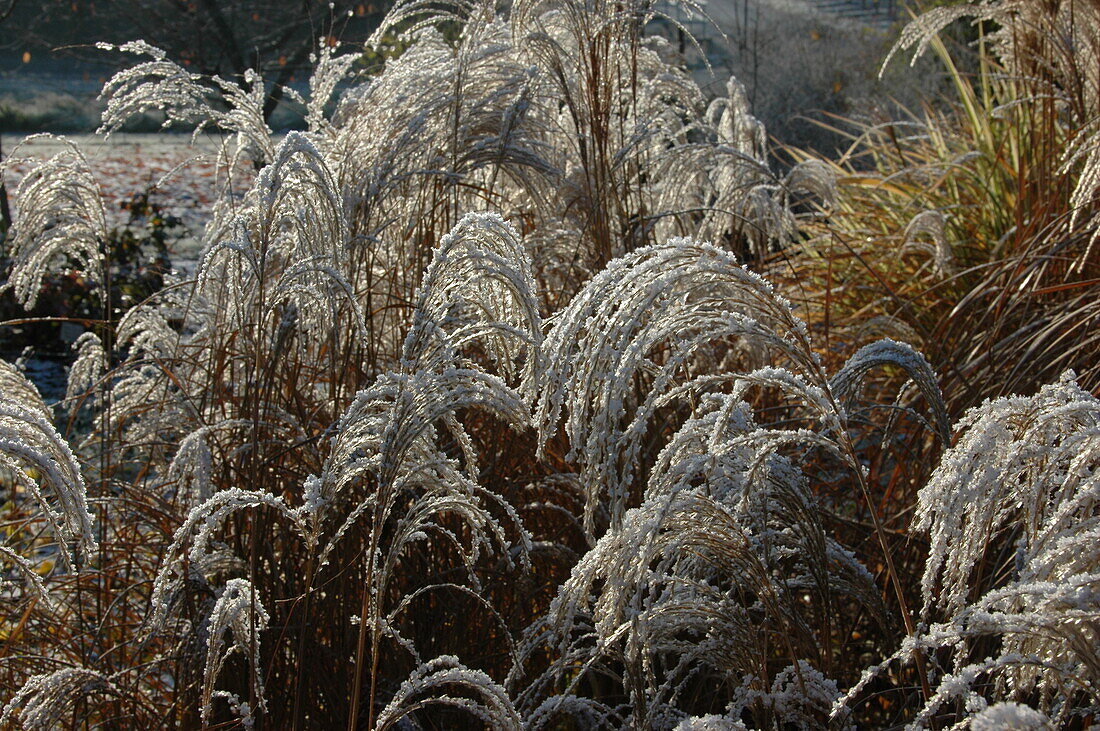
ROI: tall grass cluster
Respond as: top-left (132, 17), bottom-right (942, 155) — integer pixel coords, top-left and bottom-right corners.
top-left (0, 0), bottom-right (1097, 727)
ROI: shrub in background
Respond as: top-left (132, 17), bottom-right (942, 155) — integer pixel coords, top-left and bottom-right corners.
top-left (0, 175), bottom-right (177, 358)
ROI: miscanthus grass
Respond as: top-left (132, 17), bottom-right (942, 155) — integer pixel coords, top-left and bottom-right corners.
top-left (0, 0), bottom-right (1096, 727)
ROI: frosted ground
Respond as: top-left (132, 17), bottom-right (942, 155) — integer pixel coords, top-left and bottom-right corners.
top-left (3, 132), bottom-right (255, 267)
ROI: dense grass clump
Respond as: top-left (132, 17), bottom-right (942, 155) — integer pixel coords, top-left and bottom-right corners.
top-left (784, 0), bottom-right (1100, 413)
top-left (0, 0), bottom-right (1096, 728)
